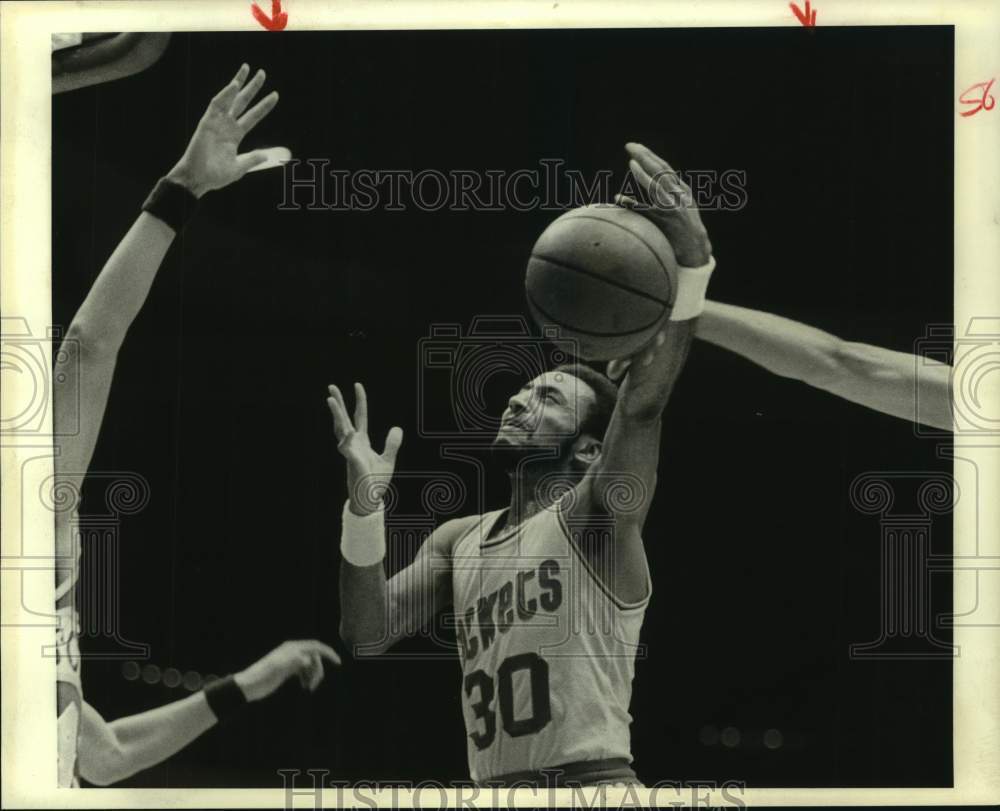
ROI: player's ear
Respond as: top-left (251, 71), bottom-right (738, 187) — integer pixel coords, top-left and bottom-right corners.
top-left (574, 436), bottom-right (602, 467)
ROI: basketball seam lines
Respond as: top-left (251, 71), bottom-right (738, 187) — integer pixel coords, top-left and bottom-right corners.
top-left (557, 212), bottom-right (675, 293)
top-left (526, 291), bottom-right (665, 337)
top-left (531, 253), bottom-right (671, 307)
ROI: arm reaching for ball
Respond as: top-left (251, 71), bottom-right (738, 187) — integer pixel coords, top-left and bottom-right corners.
top-left (694, 302), bottom-right (953, 430)
top-left (568, 145), bottom-right (712, 605)
top-left (54, 64), bottom-right (284, 585)
top-left (328, 384), bottom-right (472, 656)
top-left (615, 142), bottom-right (952, 431)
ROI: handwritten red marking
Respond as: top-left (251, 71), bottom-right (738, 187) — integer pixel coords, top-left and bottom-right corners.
top-left (790, 0), bottom-right (817, 27)
top-left (252, 0), bottom-right (288, 31)
top-left (959, 78), bottom-right (995, 117)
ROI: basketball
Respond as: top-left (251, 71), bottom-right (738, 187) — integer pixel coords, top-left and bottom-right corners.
top-left (525, 204), bottom-right (678, 361)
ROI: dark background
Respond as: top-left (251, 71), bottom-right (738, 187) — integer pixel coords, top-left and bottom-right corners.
top-left (53, 28), bottom-right (953, 788)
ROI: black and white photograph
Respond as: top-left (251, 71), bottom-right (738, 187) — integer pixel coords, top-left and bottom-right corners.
top-left (2, 1), bottom-right (998, 807)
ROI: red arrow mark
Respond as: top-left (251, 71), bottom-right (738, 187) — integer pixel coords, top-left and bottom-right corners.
top-left (252, 0), bottom-right (288, 31)
top-left (959, 78), bottom-right (995, 117)
top-left (790, 0), bottom-right (817, 27)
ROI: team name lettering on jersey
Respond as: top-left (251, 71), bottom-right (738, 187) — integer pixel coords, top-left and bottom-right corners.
top-left (455, 558), bottom-right (562, 665)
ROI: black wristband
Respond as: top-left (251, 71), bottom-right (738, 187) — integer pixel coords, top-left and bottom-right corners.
top-left (203, 674), bottom-right (248, 722)
top-left (141, 178), bottom-right (198, 232)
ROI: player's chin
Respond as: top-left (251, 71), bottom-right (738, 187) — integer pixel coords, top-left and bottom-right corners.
top-left (491, 431), bottom-right (518, 448)
top-left (491, 427), bottom-right (538, 453)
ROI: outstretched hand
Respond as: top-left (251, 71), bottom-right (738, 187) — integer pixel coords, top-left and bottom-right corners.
top-left (167, 64), bottom-right (283, 198)
top-left (616, 142), bottom-right (712, 269)
top-left (326, 383), bottom-right (404, 516)
top-left (234, 639), bottom-right (341, 700)
top-left (607, 144), bottom-right (713, 386)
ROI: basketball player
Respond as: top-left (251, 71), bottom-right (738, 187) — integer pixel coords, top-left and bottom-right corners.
top-left (615, 142), bottom-right (952, 431)
top-left (330, 155), bottom-right (717, 786)
top-left (53, 64), bottom-right (339, 787)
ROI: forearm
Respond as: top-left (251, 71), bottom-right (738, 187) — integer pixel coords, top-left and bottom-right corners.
top-left (591, 321), bottom-right (694, 522)
top-left (68, 212), bottom-right (178, 354)
top-left (54, 198), bottom-right (185, 493)
top-left (337, 494), bottom-right (393, 650)
top-left (54, 209), bottom-right (182, 490)
top-left (697, 300), bottom-right (953, 429)
top-left (112, 691), bottom-right (216, 769)
top-left (83, 693), bottom-right (217, 785)
top-left (696, 300), bottom-right (843, 386)
top-left (339, 559), bottom-right (389, 651)
top-left (618, 320), bottom-right (695, 421)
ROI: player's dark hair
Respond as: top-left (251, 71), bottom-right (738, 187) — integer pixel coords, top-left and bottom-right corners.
top-left (552, 363), bottom-right (619, 442)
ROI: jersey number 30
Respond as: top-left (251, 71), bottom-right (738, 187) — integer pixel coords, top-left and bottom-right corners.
top-left (464, 652), bottom-right (551, 750)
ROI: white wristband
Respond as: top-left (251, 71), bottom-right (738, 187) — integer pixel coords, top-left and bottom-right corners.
top-left (341, 500), bottom-right (386, 567)
top-left (669, 255), bottom-right (716, 321)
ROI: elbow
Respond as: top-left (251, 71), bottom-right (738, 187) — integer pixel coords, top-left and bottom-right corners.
top-left (83, 769), bottom-right (122, 788)
top-left (80, 743), bottom-right (133, 787)
top-left (64, 320), bottom-right (118, 361)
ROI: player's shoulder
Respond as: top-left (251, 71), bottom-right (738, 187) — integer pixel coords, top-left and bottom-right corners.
top-left (430, 513), bottom-right (483, 556)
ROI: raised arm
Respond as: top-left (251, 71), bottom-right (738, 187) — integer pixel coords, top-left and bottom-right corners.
top-left (327, 383), bottom-right (472, 656)
top-left (53, 63), bottom-right (282, 589)
top-left (53, 63), bottom-right (280, 500)
top-left (695, 301), bottom-right (953, 430)
top-left (78, 640), bottom-right (339, 785)
top-left (570, 143), bottom-right (715, 604)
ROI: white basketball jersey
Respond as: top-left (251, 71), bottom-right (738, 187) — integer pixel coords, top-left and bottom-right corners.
top-left (55, 513), bottom-right (82, 788)
top-left (450, 495), bottom-right (649, 783)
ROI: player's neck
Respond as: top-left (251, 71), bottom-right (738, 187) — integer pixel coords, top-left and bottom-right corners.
top-left (503, 460), bottom-right (576, 529)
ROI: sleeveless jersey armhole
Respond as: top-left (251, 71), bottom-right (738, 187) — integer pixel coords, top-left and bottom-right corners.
top-left (554, 494), bottom-right (652, 613)
top-left (445, 513), bottom-right (490, 557)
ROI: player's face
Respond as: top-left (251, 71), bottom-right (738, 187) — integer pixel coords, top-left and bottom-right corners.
top-left (494, 371), bottom-right (596, 449)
